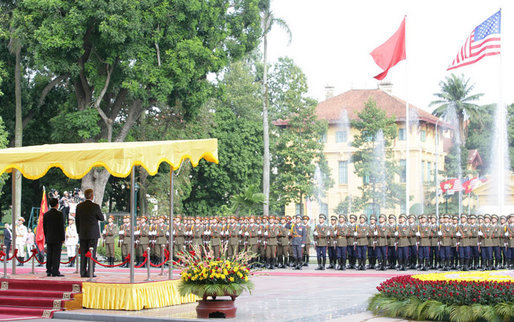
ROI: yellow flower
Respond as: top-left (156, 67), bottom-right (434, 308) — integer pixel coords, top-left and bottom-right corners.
top-left (234, 267), bottom-right (239, 272)
top-left (412, 271), bottom-right (514, 283)
top-left (223, 269), bottom-right (228, 275)
top-left (221, 274), bottom-right (226, 279)
top-left (229, 277), bottom-right (235, 282)
top-left (244, 276), bottom-right (248, 281)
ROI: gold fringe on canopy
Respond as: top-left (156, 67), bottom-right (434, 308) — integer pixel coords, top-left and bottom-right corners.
top-left (0, 139), bottom-right (218, 180)
top-left (82, 280), bottom-right (198, 310)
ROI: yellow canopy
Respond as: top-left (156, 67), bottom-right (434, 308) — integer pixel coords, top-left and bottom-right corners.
top-left (0, 139), bottom-right (218, 180)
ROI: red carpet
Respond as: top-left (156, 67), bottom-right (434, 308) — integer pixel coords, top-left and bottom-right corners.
top-left (0, 278), bottom-right (82, 320)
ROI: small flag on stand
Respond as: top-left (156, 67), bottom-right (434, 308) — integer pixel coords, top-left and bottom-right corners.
top-left (447, 10), bottom-right (501, 70)
top-left (35, 188), bottom-right (48, 252)
top-left (370, 17), bottom-right (406, 80)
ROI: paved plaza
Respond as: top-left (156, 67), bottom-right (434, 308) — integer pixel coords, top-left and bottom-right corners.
top-left (40, 266), bottom-right (415, 322)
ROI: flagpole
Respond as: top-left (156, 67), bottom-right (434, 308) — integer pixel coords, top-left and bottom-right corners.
top-left (497, 8), bottom-right (505, 217)
top-left (404, 15), bottom-right (410, 218)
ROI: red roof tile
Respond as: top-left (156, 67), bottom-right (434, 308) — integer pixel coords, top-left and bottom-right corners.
top-left (316, 88), bottom-right (444, 126)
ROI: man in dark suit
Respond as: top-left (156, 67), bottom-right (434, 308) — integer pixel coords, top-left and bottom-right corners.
top-left (3, 223), bottom-right (12, 257)
top-left (43, 198), bottom-right (65, 277)
top-left (76, 188), bottom-right (104, 278)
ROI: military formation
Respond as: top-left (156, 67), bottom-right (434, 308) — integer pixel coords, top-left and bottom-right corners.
top-left (102, 212), bottom-right (514, 271)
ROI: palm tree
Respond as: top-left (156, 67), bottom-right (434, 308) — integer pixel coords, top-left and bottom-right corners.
top-left (430, 74), bottom-right (484, 144)
top-left (260, 1), bottom-right (291, 216)
top-left (231, 184), bottom-right (265, 216)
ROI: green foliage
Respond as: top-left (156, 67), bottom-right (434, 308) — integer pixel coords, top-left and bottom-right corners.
top-left (350, 98), bottom-right (403, 214)
top-left (183, 59), bottom-right (263, 215)
top-left (269, 57), bottom-right (330, 214)
top-left (50, 108), bottom-right (101, 142)
top-left (368, 293), bottom-right (514, 322)
top-left (430, 74), bottom-right (484, 144)
top-left (230, 184), bottom-right (265, 215)
top-left (178, 280), bottom-right (254, 298)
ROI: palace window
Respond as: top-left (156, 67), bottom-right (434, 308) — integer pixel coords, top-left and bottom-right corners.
top-left (336, 131), bottom-right (347, 143)
top-left (399, 128), bottom-right (406, 141)
top-left (420, 130), bottom-right (426, 142)
top-left (320, 133), bottom-right (327, 143)
top-left (338, 161), bottom-right (348, 184)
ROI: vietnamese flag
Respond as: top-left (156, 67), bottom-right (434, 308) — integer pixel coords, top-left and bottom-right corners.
top-left (35, 188), bottom-right (48, 252)
top-left (370, 17), bottom-right (406, 80)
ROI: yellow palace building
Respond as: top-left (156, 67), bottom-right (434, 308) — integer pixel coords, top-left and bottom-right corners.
top-left (284, 84), bottom-right (451, 218)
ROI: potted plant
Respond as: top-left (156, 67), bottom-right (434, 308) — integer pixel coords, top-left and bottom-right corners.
top-left (175, 245), bottom-right (256, 318)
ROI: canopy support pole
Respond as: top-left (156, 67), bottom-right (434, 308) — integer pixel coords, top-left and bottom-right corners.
top-left (168, 170), bottom-right (174, 280)
top-left (129, 167), bottom-right (135, 284)
top-left (11, 171), bottom-right (16, 275)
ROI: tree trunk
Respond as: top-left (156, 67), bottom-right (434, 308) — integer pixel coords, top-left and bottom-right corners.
top-left (14, 42), bottom-right (22, 222)
top-left (81, 168), bottom-right (111, 209)
top-left (262, 28), bottom-right (270, 217)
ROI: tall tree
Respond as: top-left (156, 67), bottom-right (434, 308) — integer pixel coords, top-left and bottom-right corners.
top-left (430, 74), bottom-right (484, 144)
top-left (259, 0), bottom-right (291, 216)
top-left (183, 59), bottom-right (263, 215)
top-left (350, 98), bottom-right (403, 215)
top-left (13, 0), bottom-right (261, 204)
top-left (269, 57), bottom-right (330, 215)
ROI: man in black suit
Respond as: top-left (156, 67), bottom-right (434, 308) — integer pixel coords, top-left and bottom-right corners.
top-left (3, 223), bottom-right (11, 257)
top-left (76, 188), bottom-right (104, 278)
top-left (43, 198), bottom-right (65, 277)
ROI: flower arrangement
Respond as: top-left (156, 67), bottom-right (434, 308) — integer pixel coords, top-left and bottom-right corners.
top-left (175, 245), bottom-right (256, 300)
top-left (369, 273), bottom-right (514, 322)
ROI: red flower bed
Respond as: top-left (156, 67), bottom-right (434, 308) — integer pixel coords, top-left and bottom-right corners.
top-left (376, 275), bottom-right (514, 306)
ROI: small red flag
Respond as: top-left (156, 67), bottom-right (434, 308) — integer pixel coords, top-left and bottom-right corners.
top-left (370, 17), bottom-right (406, 80)
top-left (35, 188), bottom-right (48, 252)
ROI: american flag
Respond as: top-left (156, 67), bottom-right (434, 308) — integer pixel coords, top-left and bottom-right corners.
top-left (447, 10), bottom-right (501, 70)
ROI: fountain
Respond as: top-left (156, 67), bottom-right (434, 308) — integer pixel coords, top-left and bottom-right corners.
top-left (339, 110), bottom-right (351, 144)
top-left (445, 103), bottom-right (463, 215)
top-left (314, 163), bottom-right (325, 214)
top-left (372, 130), bottom-right (387, 215)
top-left (490, 102), bottom-right (510, 215)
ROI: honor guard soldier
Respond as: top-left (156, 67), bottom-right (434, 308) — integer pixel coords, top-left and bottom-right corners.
top-left (103, 215), bottom-right (118, 266)
top-left (456, 214), bottom-right (472, 270)
top-left (417, 214), bottom-right (431, 271)
top-left (335, 214), bottom-right (349, 270)
top-left (120, 216), bottom-right (131, 268)
top-left (328, 215), bottom-right (338, 269)
top-left (265, 216), bottom-right (279, 269)
top-left (468, 214), bottom-right (479, 270)
top-left (396, 214), bottom-right (410, 271)
top-left (155, 216), bottom-right (168, 265)
top-left (387, 215), bottom-right (398, 269)
top-left (302, 215), bottom-right (312, 266)
top-left (367, 215), bottom-right (377, 269)
top-left (374, 214), bottom-right (389, 271)
top-left (355, 214), bottom-right (370, 270)
top-left (192, 217), bottom-right (204, 251)
top-left (476, 214), bottom-right (485, 269)
top-left (210, 217), bottom-right (222, 259)
top-left (227, 216), bottom-right (239, 258)
top-left (290, 215), bottom-right (306, 270)
top-left (429, 214), bottom-right (440, 269)
top-left (491, 215), bottom-right (502, 269)
top-left (506, 214), bottom-right (514, 269)
top-left (479, 214), bottom-right (495, 270)
top-left (137, 216), bottom-right (150, 267)
top-left (246, 216), bottom-right (260, 257)
top-left (347, 214), bottom-right (358, 269)
top-left (313, 214), bottom-right (330, 270)
top-left (407, 214), bottom-right (418, 269)
top-left (499, 215), bottom-right (508, 268)
top-left (172, 216), bottom-right (185, 259)
top-left (439, 214), bottom-right (455, 271)
top-left (277, 216), bottom-right (290, 268)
